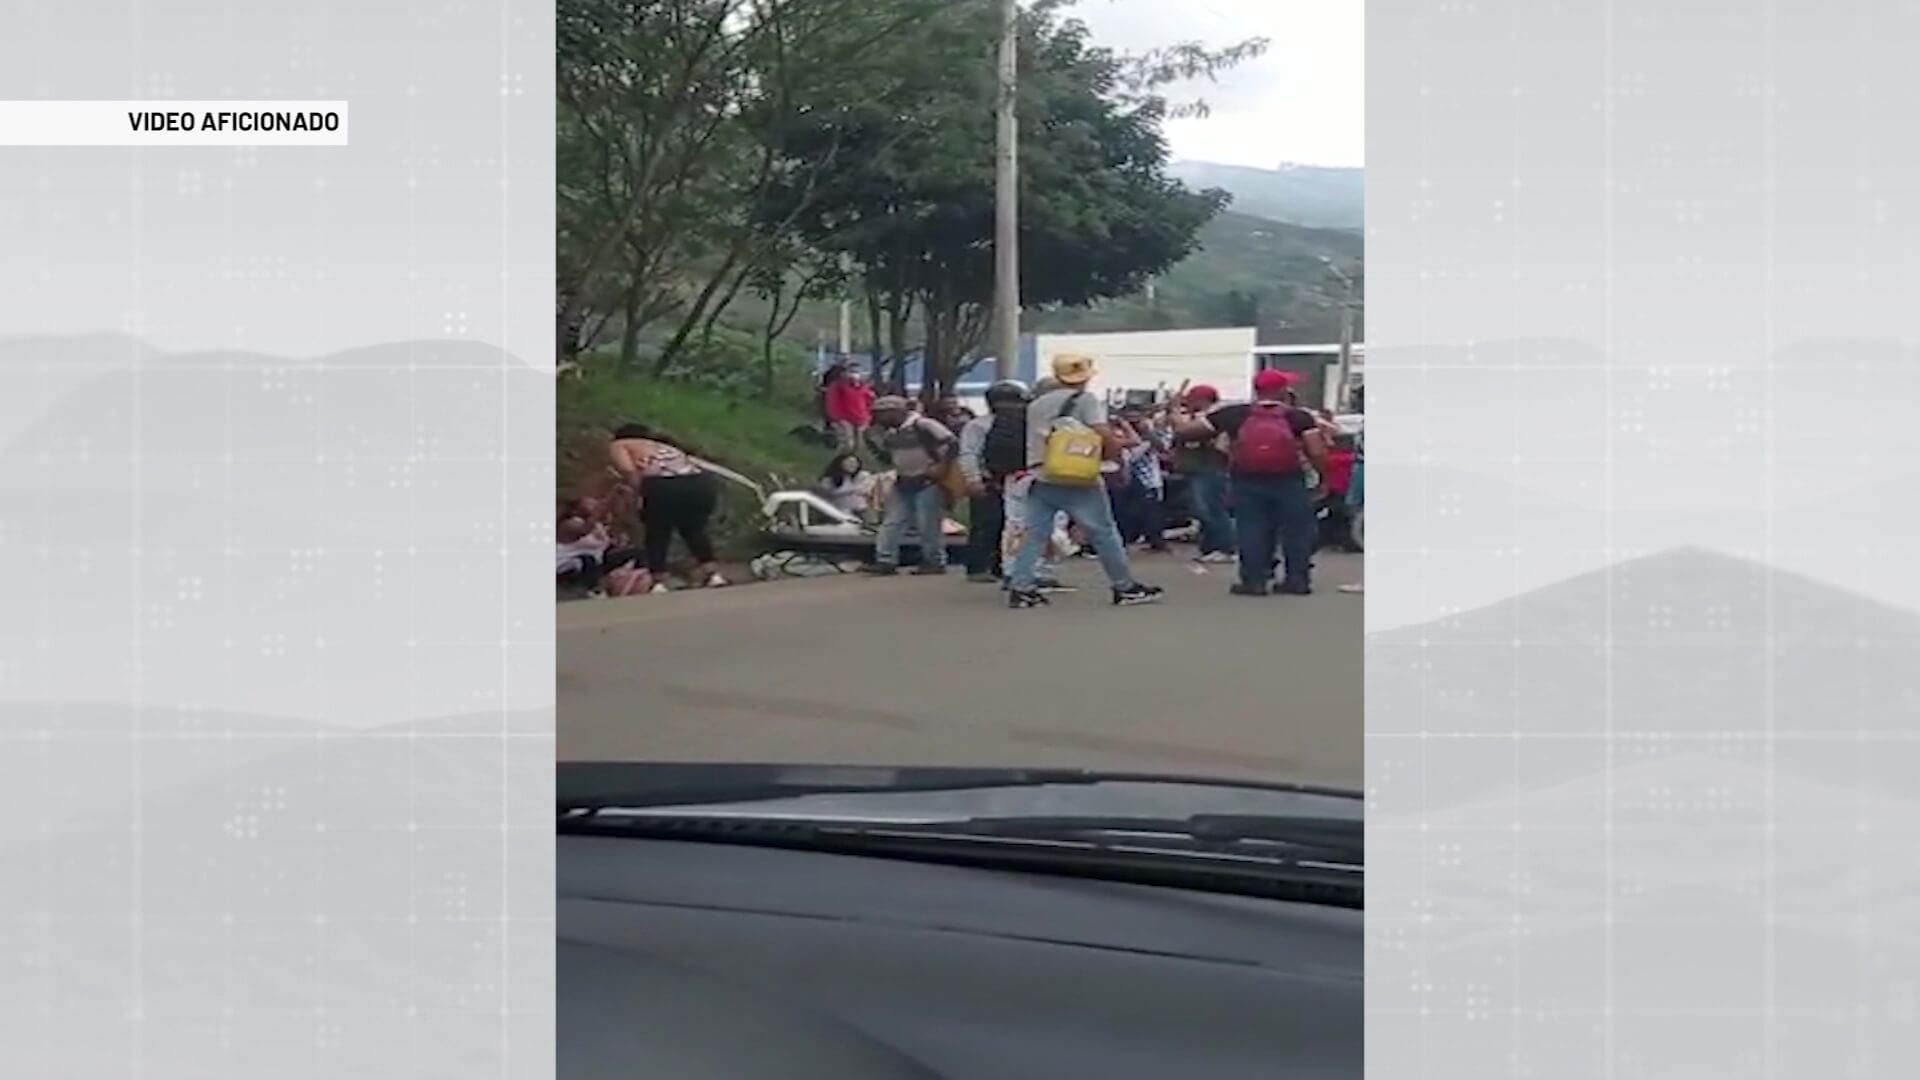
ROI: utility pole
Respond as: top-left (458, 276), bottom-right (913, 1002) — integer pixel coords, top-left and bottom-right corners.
top-left (991, 0), bottom-right (1021, 382)
top-left (1320, 255), bottom-right (1358, 412)
top-left (1334, 302), bottom-right (1354, 412)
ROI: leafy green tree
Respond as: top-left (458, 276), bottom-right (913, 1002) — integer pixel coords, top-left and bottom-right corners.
top-left (764, 0), bottom-right (1260, 399)
top-left (556, 0), bottom-right (946, 370)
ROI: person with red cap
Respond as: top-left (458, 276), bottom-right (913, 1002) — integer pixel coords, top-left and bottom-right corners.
top-left (1170, 383), bottom-right (1235, 562)
top-left (1171, 368), bottom-right (1329, 596)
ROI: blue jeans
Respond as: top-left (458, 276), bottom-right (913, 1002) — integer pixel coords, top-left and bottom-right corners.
top-left (1187, 469), bottom-right (1234, 555)
top-left (1008, 480), bottom-right (1136, 591)
top-left (1232, 473), bottom-right (1316, 590)
top-left (877, 480), bottom-right (947, 568)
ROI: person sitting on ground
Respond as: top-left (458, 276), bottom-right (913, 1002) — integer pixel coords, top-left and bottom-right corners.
top-left (556, 496), bottom-right (642, 597)
top-left (1004, 354), bottom-right (1163, 609)
top-left (1171, 369), bottom-right (1329, 597)
top-left (862, 395), bottom-right (956, 576)
top-left (607, 422), bottom-right (728, 593)
top-left (816, 452), bottom-right (877, 523)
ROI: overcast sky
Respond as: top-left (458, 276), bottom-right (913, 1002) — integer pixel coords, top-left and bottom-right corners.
top-left (1069, 0), bottom-right (1363, 169)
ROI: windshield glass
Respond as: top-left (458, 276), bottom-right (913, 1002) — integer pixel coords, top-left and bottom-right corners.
top-left (556, 0), bottom-right (1362, 903)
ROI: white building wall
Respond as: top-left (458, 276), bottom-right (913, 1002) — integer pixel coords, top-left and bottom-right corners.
top-left (1032, 327), bottom-right (1258, 399)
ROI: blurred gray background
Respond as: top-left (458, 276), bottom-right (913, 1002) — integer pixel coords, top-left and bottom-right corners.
top-left (1371, 0), bottom-right (1920, 1076)
top-left (0, 2), bottom-right (553, 1077)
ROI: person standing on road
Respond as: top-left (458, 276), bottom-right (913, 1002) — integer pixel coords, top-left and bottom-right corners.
top-left (1171, 384), bottom-right (1236, 564)
top-left (863, 395), bottom-right (956, 576)
top-left (1172, 370), bottom-right (1328, 596)
top-left (958, 380), bottom-right (1030, 583)
top-left (1004, 354), bottom-right (1163, 609)
top-left (608, 423), bottom-right (728, 593)
top-left (1114, 403), bottom-right (1171, 552)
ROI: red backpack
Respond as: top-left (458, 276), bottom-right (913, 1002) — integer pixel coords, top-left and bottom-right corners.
top-left (1230, 403), bottom-right (1303, 475)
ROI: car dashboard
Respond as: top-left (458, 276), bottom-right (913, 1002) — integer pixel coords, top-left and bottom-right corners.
top-left (559, 834), bottom-right (1362, 1079)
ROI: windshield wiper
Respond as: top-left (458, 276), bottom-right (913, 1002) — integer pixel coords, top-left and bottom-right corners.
top-left (558, 763), bottom-right (1356, 813)
top-left (933, 813), bottom-right (1363, 864)
top-left (559, 809), bottom-right (1362, 909)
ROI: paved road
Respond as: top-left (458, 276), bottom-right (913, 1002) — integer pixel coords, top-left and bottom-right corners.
top-left (558, 550), bottom-right (1362, 788)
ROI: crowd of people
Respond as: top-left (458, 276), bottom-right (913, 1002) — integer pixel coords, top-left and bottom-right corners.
top-left (560, 354), bottom-right (1363, 605)
top-left (833, 353), bottom-right (1360, 608)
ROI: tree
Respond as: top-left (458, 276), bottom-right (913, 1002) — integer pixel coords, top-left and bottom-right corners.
top-left (555, 0), bottom-right (947, 370)
top-left (763, 0), bottom-right (1259, 400)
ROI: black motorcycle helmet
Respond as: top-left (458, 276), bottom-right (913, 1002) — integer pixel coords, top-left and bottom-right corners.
top-left (984, 379), bottom-right (1030, 408)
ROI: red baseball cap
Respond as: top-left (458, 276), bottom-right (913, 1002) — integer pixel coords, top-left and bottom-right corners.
top-left (1185, 383), bottom-right (1220, 402)
top-left (1252, 369), bottom-right (1296, 394)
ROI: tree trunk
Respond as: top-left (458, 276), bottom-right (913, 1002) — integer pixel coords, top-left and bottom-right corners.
top-left (557, 288), bottom-right (585, 366)
top-left (761, 278), bottom-right (785, 399)
top-left (618, 276), bottom-right (644, 371)
top-left (864, 286), bottom-right (884, 373)
top-left (884, 295), bottom-right (913, 394)
top-left (921, 302), bottom-right (945, 406)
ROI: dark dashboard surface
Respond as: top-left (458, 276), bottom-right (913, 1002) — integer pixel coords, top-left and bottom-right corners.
top-left (559, 834), bottom-right (1362, 1080)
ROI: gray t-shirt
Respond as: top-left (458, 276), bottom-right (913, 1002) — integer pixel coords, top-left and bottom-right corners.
top-left (876, 415), bottom-right (954, 478)
top-left (1025, 387), bottom-right (1107, 467)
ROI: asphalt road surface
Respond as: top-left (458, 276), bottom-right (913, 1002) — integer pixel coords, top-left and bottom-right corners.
top-left (558, 551), bottom-right (1362, 788)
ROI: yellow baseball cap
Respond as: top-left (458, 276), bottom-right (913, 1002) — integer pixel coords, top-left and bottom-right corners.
top-left (1050, 353), bottom-right (1097, 386)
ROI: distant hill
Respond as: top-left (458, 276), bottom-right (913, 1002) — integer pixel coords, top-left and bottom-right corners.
top-left (1023, 209), bottom-right (1362, 340)
top-left (704, 162), bottom-right (1365, 350)
top-left (1168, 161), bottom-right (1363, 232)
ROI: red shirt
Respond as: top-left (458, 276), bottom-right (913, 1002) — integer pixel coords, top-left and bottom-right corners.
top-left (1323, 448), bottom-right (1356, 495)
top-left (824, 380), bottom-right (875, 425)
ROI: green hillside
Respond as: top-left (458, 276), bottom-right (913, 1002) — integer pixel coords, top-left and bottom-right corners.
top-left (1024, 209), bottom-right (1362, 340)
top-left (1168, 161), bottom-right (1364, 231)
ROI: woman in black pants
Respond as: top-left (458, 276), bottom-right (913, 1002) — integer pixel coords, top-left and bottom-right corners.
top-left (608, 423), bottom-right (727, 593)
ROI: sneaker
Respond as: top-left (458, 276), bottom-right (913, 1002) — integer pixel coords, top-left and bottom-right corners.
top-left (1007, 589), bottom-right (1050, 609)
top-left (1229, 582), bottom-right (1270, 597)
top-left (861, 563), bottom-right (900, 576)
top-left (703, 572), bottom-right (729, 588)
top-left (1111, 583), bottom-right (1165, 607)
top-left (585, 588), bottom-right (609, 600)
top-left (1275, 581), bottom-right (1313, 596)
top-left (1035, 578), bottom-right (1078, 594)
top-left (1338, 583), bottom-right (1364, 594)
top-left (648, 582), bottom-right (672, 595)
top-left (1195, 551), bottom-right (1236, 564)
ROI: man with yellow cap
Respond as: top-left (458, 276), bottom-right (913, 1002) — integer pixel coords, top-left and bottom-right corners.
top-left (1004, 353), bottom-right (1163, 608)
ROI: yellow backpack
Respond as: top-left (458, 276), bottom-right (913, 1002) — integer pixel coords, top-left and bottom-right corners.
top-left (1041, 391), bottom-right (1105, 486)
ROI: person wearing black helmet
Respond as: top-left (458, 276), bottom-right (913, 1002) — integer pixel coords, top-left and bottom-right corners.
top-left (958, 379), bottom-right (1033, 583)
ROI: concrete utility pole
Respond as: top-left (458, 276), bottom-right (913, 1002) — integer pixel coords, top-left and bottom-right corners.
top-left (991, 0), bottom-right (1021, 380)
top-left (1321, 255), bottom-right (1358, 411)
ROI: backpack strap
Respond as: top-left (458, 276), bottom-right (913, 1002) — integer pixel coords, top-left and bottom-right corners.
top-left (1056, 389), bottom-right (1085, 420)
top-left (913, 418), bottom-right (949, 461)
